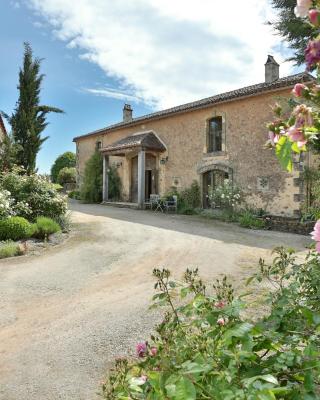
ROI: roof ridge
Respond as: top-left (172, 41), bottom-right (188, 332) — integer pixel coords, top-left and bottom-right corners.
top-left (74, 72), bottom-right (314, 142)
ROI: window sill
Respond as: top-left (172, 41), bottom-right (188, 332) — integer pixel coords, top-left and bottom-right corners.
top-left (203, 151), bottom-right (226, 157)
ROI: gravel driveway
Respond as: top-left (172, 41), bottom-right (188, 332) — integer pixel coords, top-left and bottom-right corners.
top-left (0, 202), bottom-right (310, 399)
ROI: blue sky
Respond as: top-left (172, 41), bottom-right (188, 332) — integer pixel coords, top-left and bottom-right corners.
top-left (0, 1), bottom-right (298, 173)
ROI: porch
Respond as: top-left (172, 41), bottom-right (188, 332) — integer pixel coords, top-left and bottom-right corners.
top-left (100, 131), bottom-right (166, 208)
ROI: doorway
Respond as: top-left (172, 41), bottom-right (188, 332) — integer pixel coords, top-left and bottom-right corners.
top-left (145, 170), bottom-right (152, 200)
top-left (203, 169), bottom-right (229, 208)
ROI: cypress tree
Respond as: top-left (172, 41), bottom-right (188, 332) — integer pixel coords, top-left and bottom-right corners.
top-left (2, 43), bottom-right (63, 173)
top-left (270, 0), bottom-right (316, 65)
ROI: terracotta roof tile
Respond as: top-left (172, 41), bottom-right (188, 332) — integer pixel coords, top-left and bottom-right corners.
top-left (74, 72), bottom-right (314, 142)
top-left (101, 131), bottom-right (166, 154)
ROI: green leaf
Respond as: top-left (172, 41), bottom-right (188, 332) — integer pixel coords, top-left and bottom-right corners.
top-left (275, 135), bottom-right (293, 172)
top-left (223, 322), bottom-right (254, 341)
top-left (174, 377), bottom-right (196, 400)
top-left (257, 390), bottom-right (276, 400)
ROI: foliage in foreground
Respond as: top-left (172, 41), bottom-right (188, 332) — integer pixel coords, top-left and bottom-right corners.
top-left (0, 168), bottom-right (67, 221)
top-left (103, 248), bottom-right (320, 399)
top-left (0, 241), bottom-right (24, 259)
top-left (80, 151), bottom-right (103, 203)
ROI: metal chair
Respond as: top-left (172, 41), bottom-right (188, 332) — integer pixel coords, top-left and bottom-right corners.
top-left (145, 194), bottom-right (160, 210)
top-left (164, 195), bottom-right (178, 213)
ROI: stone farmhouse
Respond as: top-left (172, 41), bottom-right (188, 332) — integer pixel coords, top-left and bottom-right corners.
top-left (74, 56), bottom-right (314, 216)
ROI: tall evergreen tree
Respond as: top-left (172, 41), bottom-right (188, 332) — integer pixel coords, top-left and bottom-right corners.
top-left (270, 0), bottom-right (316, 65)
top-left (1, 43), bottom-right (63, 173)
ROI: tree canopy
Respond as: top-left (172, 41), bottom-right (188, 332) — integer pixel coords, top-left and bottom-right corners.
top-left (1, 43), bottom-right (63, 173)
top-left (51, 151), bottom-right (76, 183)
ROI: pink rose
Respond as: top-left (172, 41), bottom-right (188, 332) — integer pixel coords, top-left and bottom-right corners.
top-left (311, 220), bottom-right (320, 253)
top-left (217, 318), bottom-right (225, 326)
top-left (309, 9), bottom-right (320, 26)
top-left (136, 342), bottom-right (147, 357)
top-left (287, 126), bottom-right (307, 148)
top-left (292, 83), bottom-right (307, 97)
top-left (295, 0), bottom-right (312, 17)
top-left (150, 347), bottom-right (157, 356)
top-left (215, 301), bottom-right (226, 309)
top-left (268, 131), bottom-right (280, 146)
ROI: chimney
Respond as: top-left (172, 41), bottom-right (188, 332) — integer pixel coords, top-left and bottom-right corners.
top-left (265, 55), bottom-right (280, 83)
top-left (123, 104), bottom-right (133, 122)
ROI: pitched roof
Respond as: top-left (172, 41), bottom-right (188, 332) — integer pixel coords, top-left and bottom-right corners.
top-left (0, 115), bottom-right (7, 137)
top-left (73, 72), bottom-right (314, 142)
top-left (101, 131), bottom-right (166, 155)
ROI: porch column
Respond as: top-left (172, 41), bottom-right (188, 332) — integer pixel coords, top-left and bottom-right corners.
top-left (102, 154), bottom-right (109, 202)
top-left (138, 149), bottom-right (145, 208)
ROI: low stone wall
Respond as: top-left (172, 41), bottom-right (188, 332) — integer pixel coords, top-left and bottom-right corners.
top-left (262, 215), bottom-right (314, 236)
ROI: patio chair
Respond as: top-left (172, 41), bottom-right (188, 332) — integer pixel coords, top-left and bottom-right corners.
top-left (144, 194), bottom-right (160, 210)
top-left (164, 195), bottom-right (178, 213)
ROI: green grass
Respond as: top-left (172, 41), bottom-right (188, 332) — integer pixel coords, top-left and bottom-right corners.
top-left (0, 241), bottom-right (24, 259)
top-left (33, 217), bottom-right (61, 239)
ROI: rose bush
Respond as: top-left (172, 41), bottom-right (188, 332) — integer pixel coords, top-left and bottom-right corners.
top-left (207, 181), bottom-right (242, 210)
top-left (0, 168), bottom-right (67, 221)
top-left (102, 248), bottom-right (320, 399)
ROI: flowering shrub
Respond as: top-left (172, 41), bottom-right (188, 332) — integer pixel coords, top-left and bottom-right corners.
top-left (0, 168), bottom-right (67, 221)
top-left (102, 248), bottom-right (320, 399)
top-left (207, 181), bottom-right (242, 210)
top-left (0, 190), bottom-right (15, 219)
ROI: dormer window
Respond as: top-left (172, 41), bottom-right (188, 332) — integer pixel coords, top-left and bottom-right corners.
top-left (208, 117), bottom-right (223, 152)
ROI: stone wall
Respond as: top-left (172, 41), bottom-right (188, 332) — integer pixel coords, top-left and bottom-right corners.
top-left (75, 87), bottom-right (304, 216)
top-left (263, 215), bottom-right (314, 235)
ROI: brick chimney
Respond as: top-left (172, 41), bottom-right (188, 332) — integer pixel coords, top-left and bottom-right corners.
top-left (123, 104), bottom-right (133, 122)
top-left (265, 55), bottom-right (280, 83)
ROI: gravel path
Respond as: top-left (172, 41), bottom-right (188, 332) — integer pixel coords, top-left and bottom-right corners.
top-left (0, 202), bottom-right (311, 399)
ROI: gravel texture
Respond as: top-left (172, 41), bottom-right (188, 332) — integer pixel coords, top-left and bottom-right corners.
top-left (0, 202), bottom-right (310, 399)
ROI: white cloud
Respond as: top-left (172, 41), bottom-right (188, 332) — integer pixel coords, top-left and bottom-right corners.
top-left (83, 87), bottom-right (142, 103)
top-left (26, 0), bottom-right (295, 109)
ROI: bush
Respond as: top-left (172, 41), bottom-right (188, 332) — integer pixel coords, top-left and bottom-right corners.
top-left (68, 190), bottom-right (81, 199)
top-left (208, 181), bottom-right (242, 210)
top-left (0, 217), bottom-right (33, 241)
top-left (102, 248), bottom-right (320, 399)
top-left (51, 151), bottom-right (76, 183)
top-left (53, 211), bottom-right (72, 232)
top-left (0, 168), bottom-right (67, 221)
top-left (32, 217), bottom-right (61, 239)
top-left (108, 165), bottom-right (122, 200)
top-left (238, 210), bottom-right (266, 229)
top-left (0, 241), bottom-right (24, 259)
top-left (167, 181), bottom-right (201, 214)
top-left (57, 167), bottom-right (76, 185)
top-left (80, 151), bottom-right (103, 203)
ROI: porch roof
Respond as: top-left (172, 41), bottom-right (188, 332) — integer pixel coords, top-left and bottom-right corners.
top-left (100, 131), bottom-right (166, 156)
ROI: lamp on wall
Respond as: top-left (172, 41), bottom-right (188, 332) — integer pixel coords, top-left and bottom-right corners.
top-left (160, 156), bottom-right (168, 165)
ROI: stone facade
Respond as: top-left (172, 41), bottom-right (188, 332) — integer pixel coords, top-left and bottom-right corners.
top-left (74, 78), bottom-right (312, 216)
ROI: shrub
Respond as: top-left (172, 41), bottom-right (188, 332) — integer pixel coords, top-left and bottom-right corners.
top-left (108, 165), bottom-right (122, 200)
top-left (0, 189), bottom-right (15, 219)
top-left (208, 181), bottom-right (242, 210)
top-left (239, 210), bottom-right (266, 229)
top-left (0, 168), bottom-right (67, 221)
top-left (68, 190), bottom-right (81, 199)
top-left (33, 217), bottom-right (61, 239)
top-left (0, 217), bottom-right (33, 241)
top-left (51, 151), bottom-right (76, 183)
top-left (57, 167), bottom-right (76, 185)
top-left (102, 248), bottom-right (320, 399)
top-left (0, 241), bottom-right (24, 259)
top-left (80, 151), bottom-right (103, 203)
top-left (53, 211), bottom-right (72, 232)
